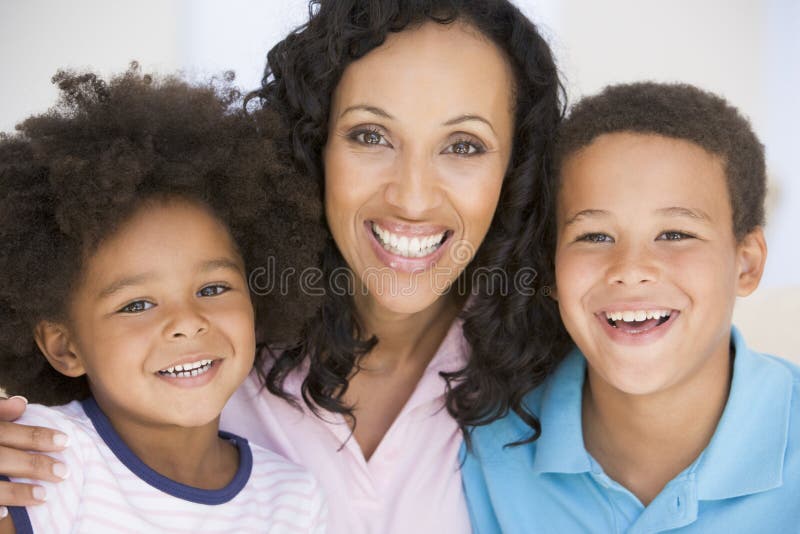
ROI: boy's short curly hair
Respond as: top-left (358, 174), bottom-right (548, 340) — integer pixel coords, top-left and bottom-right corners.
top-left (554, 82), bottom-right (766, 239)
top-left (0, 65), bottom-right (324, 405)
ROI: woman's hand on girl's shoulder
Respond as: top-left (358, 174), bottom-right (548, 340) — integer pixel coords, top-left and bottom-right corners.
top-left (0, 396), bottom-right (69, 507)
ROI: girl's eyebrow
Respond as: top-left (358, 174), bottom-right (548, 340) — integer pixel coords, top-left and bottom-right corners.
top-left (98, 272), bottom-right (155, 299)
top-left (199, 258), bottom-right (244, 275)
top-left (97, 259), bottom-right (242, 299)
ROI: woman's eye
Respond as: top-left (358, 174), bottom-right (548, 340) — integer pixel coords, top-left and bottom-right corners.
top-left (444, 139), bottom-right (484, 156)
top-left (350, 128), bottom-right (390, 147)
top-left (657, 231), bottom-right (694, 241)
top-left (197, 284), bottom-right (230, 297)
top-left (576, 233), bottom-right (613, 244)
top-left (118, 300), bottom-right (154, 314)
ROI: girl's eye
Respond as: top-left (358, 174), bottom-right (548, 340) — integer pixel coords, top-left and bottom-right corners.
top-left (349, 128), bottom-right (391, 147)
top-left (197, 284), bottom-right (230, 297)
top-left (657, 231), bottom-right (694, 241)
top-left (576, 233), bottom-right (614, 244)
top-left (443, 138), bottom-right (485, 156)
top-left (118, 300), bottom-right (154, 314)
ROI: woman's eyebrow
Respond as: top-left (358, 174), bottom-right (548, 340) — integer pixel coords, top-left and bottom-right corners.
top-left (443, 114), bottom-right (495, 134)
top-left (339, 104), bottom-right (394, 120)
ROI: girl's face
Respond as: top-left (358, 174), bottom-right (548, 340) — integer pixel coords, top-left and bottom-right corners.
top-left (323, 21), bottom-right (515, 315)
top-left (51, 200), bottom-right (255, 431)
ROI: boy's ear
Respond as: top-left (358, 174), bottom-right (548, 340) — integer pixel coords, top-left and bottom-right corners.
top-left (735, 227), bottom-right (767, 297)
top-left (33, 321), bottom-right (86, 378)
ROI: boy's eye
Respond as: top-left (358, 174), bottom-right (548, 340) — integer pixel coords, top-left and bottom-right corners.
top-left (576, 232), bottom-right (614, 244)
top-left (657, 231), bottom-right (694, 241)
top-left (197, 284), bottom-right (230, 297)
top-left (118, 300), bottom-right (155, 314)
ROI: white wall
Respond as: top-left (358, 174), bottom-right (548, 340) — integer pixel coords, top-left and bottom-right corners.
top-left (0, 0), bottom-right (796, 357)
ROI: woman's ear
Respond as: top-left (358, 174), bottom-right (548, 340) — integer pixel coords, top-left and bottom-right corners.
top-left (33, 321), bottom-right (86, 377)
top-left (735, 227), bottom-right (768, 297)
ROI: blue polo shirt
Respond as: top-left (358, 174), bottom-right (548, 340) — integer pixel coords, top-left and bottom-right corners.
top-left (462, 327), bottom-right (800, 533)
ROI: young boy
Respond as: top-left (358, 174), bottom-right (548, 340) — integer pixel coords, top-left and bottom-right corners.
top-left (0, 67), bottom-right (326, 533)
top-left (461, 82), bottom-right (800, 532)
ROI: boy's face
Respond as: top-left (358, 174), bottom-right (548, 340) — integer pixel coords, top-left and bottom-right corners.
top-left (58, 200), bottom-right (255, 430)
top-left (554, 132), bottom-right (765, 397)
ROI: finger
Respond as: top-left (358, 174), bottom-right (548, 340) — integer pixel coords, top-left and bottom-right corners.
top-left (0, 447), bottom-right (69, 483)
top-left (0, 480), bottom-right (48, 507)
top-left (0, 421), bottom-right (69, 453)
top-left (0, 397), bottom-right (28, 423)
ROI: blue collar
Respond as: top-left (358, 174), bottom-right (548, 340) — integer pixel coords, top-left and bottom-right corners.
top-left (81, 397), bottom-right (253, 505)
top-left (529, 327), bottom-right (793, 499)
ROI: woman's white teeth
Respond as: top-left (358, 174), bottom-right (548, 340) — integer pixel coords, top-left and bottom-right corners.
top-left (158, 359), bottom-right (213, 378)
top-left (605, 310), bottom-right (671, 322)
top-left (372, 222), bottom-right (446, 258)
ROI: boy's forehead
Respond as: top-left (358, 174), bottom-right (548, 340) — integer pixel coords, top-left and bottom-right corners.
top-left (557, 132), bottom-right (733, 224)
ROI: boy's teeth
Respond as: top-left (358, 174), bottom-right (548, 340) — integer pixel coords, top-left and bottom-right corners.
top-left (604, 310), bottom-right (671, 322)
top-left (371, 222), bottom-right (446, 258)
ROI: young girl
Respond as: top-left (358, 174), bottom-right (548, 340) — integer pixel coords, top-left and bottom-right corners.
top-left (0, 67), bottom-right (326, 532)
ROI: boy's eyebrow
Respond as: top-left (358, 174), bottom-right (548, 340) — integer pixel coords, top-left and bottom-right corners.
top-left (655, 206), bottom-right (712, 221)
top-left (563, 209), bottom-right (610, 227)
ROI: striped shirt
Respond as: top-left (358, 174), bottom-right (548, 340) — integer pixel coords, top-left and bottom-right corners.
top-left (6, 398), bottom-right (326, 533)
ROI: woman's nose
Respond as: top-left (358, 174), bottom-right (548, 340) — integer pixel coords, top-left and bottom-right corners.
top-left (384, 149), bottom-right (442, 217)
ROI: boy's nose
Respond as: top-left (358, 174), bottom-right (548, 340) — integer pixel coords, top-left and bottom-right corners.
top-left (605, 247), bottom-right (660, 286)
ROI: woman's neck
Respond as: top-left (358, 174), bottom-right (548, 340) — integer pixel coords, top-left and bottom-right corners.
top-left (353, 289), bottom-right (464, 372)
top-left (581, 346), bottom-right (732, 506)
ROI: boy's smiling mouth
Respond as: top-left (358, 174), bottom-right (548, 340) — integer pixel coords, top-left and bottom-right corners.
top-left (595, 306), bottom-right (681, 343)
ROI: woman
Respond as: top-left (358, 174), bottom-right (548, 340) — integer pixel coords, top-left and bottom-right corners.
top-left (0, 1), bottom-right (567, 531)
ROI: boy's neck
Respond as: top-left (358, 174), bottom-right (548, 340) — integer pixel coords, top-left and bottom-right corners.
top-left (581, 343), bottom-right (732, 506)
top-left (90, 397), bottom-right (239, 490)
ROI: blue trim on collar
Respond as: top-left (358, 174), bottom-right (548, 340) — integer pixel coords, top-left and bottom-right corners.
top-left (694, 326), bottom-right (792, 499)
top-left (0, 476), bottom-right (33, 534)
top-left (80, 397), bottom-right (253, 505)
top-left (530, 347), bottom-right (592, 475)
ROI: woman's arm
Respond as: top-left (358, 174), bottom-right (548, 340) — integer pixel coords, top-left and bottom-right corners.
top-left (0, 397), bottom-right (69, 507)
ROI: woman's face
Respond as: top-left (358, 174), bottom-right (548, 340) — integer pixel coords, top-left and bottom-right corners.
top-left (324, 21), bottom-right (515, 315)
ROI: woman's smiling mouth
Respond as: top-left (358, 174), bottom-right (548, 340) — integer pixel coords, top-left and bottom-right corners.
top-left (370, 221), bottom-right (451, 258)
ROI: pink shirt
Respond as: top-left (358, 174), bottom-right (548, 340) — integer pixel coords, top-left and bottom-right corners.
top-left (221, 319), bottom-right (471, 534)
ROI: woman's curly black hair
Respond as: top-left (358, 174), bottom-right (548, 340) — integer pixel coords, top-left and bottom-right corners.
top-left (250, 0), bottom-right (572, 444)
top-left (0, 65), bottom-right (324, 405)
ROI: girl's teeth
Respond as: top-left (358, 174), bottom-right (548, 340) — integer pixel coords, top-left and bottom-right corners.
top-left (159, 359), bottom-right (213, 378)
